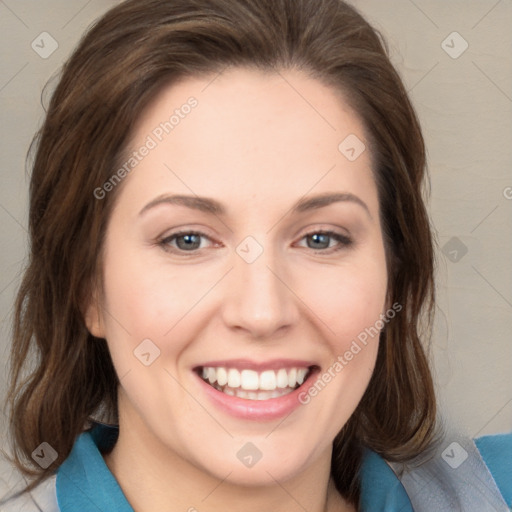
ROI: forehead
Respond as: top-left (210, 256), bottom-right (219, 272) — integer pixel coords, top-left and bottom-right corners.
top-left (116, 67), bottom-right (378, 217)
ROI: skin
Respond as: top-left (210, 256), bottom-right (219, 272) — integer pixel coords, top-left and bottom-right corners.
top-left (85, 67), bottom-right (388, 512)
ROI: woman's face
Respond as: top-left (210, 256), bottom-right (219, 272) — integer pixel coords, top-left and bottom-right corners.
top-left (86, 68), bottom-right (388, 485)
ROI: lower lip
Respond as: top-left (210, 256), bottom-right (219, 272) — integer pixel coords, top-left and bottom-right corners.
top-left (194, 369), bottom-right (319, 421)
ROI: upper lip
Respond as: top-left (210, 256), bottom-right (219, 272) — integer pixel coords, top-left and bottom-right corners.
top-left (193, 359), bottom-right (319, 372)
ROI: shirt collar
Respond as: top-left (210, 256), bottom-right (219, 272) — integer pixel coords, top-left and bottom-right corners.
top-left (56, 422), bottom-right (409, 511)
top-left (56, 423), bottom-right (134, 512)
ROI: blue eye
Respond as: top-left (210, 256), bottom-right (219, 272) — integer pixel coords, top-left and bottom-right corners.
top-left (158, 229), bottom-right (352, 255)
top-left (299, 231), bottom-right (353, 252)
top-left (160, 231), bottom-right (212, 252)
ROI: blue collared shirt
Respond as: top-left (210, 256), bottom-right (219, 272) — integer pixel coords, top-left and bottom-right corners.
top-left (2, 423), bottom-right (511, 511)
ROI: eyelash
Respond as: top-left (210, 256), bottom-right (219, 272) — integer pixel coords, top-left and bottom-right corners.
top-left (157, 229), bottom-right (353, 255)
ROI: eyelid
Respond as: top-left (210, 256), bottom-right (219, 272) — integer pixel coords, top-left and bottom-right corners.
top-left (293, 229), bottom-right (353, 253)
top-left (157, 226), bottom-right (353, 255)
top-left (158, 229), bottom-right (219, 252)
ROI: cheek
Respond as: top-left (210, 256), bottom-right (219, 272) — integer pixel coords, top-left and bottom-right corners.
top-left (299, 260), bottom-right (387, 426)
top-left (98, 247), bottom-right (225, 389)
top-left (296, 258), bottom-right (388, 346)
top-left (101, 247), bottom-right (206, 339)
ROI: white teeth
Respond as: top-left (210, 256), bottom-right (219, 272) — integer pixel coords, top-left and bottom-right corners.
top-left (240, 370), bottom-right (259, 390)
top-left (296, 368), bottom-right (308, 385)
top-left (199, 365), bottom-right (312, 395)
top-left (212, 385), bottom-right (298, 400)
top-left (207, 367), bottom-right (217, 385)
top-left (288, 368), bottom-right (297, 387)
top-left (276, 368), bottom-right (289, 388)
top-left (216, 367), bottom-right (228, 386)
top-left (259, 370), bottom-right (276, 390)
top-left (227, 368), bottom-right (241, 388)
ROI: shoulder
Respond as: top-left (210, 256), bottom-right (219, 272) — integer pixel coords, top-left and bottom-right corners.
top-left (0, 471), bottom-right (59, 512)
top-left (359, 431), bottom-right (512, 511)
top-left (359, 449), bottom-right (414, 511)
top-left (475, 431), bottom-right (512, 508)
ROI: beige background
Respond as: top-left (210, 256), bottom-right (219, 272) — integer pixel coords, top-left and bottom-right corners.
top-left (0, 0), bottom-right (511, 486)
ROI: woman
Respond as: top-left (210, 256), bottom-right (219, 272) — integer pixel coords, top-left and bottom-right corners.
top-left (1, 0), bottom-right (510, 510)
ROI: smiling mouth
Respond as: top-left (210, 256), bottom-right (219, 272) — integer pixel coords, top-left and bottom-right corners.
top-left (195, 365), bottom-right (318, 401)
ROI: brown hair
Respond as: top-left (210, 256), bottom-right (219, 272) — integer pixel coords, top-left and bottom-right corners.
top-left (3, 0), bottom-right (437, 507)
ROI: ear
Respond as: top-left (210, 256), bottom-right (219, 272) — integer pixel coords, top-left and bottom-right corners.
top-left (82, 286), bottom-right (106, 338)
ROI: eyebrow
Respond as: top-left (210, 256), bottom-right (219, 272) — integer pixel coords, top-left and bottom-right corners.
top-left (138, 192), bottom-right (371, 218)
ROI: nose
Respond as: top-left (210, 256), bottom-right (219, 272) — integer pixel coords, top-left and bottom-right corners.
top-left (221, 243), bottom-right (299, 339)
